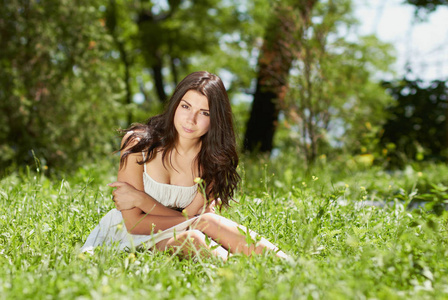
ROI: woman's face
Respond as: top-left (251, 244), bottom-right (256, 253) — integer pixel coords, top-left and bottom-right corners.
top-left (174, 90), bottom-right (210, 141)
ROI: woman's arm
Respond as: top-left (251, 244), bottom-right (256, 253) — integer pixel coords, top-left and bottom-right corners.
top-left (182, 192), bottom-right (207, 217)
top-left (110, 181), bottom-right (182, 216)
top-left (182, 191), bottom-right (216, 216)
top-left (120, 210), bottom-right (189, 235)
top-left (114, 134), bottom-right (189, 234)
top-left (182, 179), bottom-right (218, 216)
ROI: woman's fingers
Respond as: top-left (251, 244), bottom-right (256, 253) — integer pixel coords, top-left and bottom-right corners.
top-left (109, 181), bottom-right (129, 198)
top-left (108, 181), bottom-right (136, 193)
top-left (108, 181), bottom-right (128, 188)
top-left (107, 181), bottom-right (138, 211)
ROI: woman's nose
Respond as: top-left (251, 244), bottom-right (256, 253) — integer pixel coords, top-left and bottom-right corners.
top-left (186, 111), bottom-right (197, 124)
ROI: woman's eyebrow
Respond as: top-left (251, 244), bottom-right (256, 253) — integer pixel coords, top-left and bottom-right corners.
top-left (181, 99), bottom-right (209, 111)
top-left (181, 99), bottom-right (191, 106)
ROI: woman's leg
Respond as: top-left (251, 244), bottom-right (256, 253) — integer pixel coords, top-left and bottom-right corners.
top-left (155, 229), bottom-right (229, 261)
top-left (191, 213), bottom-right (288, 258)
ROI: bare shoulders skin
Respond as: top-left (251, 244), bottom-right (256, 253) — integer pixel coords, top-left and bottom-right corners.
top-left (118, 132), bottom-right (144, 191)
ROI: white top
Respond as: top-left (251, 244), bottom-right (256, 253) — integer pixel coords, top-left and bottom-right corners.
top-left (142, 158), bottom-right (198, 210)
top-left (80, 152), bottom-right (200, 253)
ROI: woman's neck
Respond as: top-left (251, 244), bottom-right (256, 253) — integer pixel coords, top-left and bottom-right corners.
top-left (174, 137), bottom-right (202, 157)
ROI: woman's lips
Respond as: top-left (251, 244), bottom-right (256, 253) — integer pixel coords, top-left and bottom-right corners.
top-left (182, 126), bottom-right (195, 133)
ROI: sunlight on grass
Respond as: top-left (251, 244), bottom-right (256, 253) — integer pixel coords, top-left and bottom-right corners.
top-left (1, 156), bottom-right (447, 299)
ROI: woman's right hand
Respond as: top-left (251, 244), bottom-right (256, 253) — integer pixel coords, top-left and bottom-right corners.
top-left (108, 181), bottom-right (144, 211)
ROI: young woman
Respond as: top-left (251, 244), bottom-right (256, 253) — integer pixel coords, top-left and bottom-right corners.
top-left (81, 71), bottom-right (287, 260)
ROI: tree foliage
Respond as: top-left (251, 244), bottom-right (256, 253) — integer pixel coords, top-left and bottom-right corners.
top-left (0, 0), bottom-right (264, 173)
top-left (0, 0), bottom-right (124, 174)
top-left (405, 0), bottom-right (448, 11)
top-left (0, 0), bottom-right (411, 174)
top-left (380, 78), bottom-right (448, 167)
top-left (106, 0), bottom-right (246, 105)
top-left (405, 0), bottom-right (448, 20)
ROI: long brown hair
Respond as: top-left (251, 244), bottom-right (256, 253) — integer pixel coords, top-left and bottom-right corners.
top-left (119, 71), bottom-right (240, 208)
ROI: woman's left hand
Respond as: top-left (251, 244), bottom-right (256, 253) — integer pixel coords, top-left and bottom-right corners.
top-left (108, 181), bottom-right (144, 211)
top-left (203, 200), bottom-right (216, 214)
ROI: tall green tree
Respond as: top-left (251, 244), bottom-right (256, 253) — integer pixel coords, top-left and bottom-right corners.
top-left (107, 0), bottom-right (244, 105)
top-left (244, 0), bottom-right (318, 153)
top-left (279, 0), bottom-right (394, 164)
top-left (244, 0), bottom-right (394, 161)
top-left (106, 0), bottom-right (136, 125)
top-left (0, 0), bottom-right (123, 173)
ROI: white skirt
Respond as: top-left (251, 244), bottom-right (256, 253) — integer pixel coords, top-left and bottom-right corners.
top-left (80, 209), bottom-right (199, 253)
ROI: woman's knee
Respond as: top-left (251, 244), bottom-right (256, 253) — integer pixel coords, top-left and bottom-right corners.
top-left (186, 229), bottom-right (205, 238)
top-left (157, 230), bottom-right (208, 254)
top-left (196, 213), bottom-right (220, 228)
top-left (184, 229), bottom-right (206, 246)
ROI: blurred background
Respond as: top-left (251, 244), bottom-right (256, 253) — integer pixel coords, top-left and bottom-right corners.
top-left (1, 0), bottom-right (447, 176)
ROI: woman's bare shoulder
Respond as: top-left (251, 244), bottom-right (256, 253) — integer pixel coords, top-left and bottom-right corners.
top-left (121, 130), bottom-right (145, 147)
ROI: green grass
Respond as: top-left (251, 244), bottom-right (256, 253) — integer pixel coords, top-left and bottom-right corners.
top-left (1, 155), bottom-right (448, 299)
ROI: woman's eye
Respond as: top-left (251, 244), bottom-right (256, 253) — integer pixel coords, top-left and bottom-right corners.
top-left (202, 111), bottom-right (210, 117)
top-left (182, 104), bottom-right (189, 109)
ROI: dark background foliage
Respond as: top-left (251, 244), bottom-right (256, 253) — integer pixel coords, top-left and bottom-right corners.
top-left (381, 78), bottom-right (448, 167)
top-left (0, 0), bottom-right (123, 174)
top-left (1, 0), bottom-right (447, 176)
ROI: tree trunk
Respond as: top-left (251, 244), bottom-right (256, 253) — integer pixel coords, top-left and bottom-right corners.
top-left (107, 0), bottom-right (133, 125)
top-left (151, 51), bottom-right (167, 103)
top-left (137, 1), bottom-right (181, 104)
top-left (244, 1), bottom-right (317, 153)
top-left (244, 76), bottom-right (280, 152)
top-left (115, 39), bottom-right (132, 124)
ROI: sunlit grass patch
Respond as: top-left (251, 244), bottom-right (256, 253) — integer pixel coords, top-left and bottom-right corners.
top-left (1, 158), bottom-right (448, 299)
